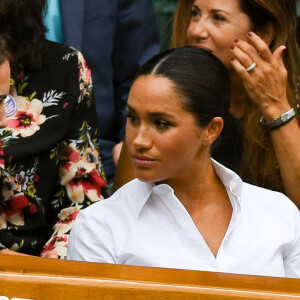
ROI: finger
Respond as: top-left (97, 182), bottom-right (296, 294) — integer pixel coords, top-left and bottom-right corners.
top-left (233, 38), bottom-right (263, 65)
top-left (246, 32), bottom-right (273, 62)
top-left (231, 58), bottom-right (253, 81)
top-left (45, 250), bottom-right (58, 259)
top-left (231, 42), bottom-right (256, 71)
top-left (273, 45), bottom-right (286, 65)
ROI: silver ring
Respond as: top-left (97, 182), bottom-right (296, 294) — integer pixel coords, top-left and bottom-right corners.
top-left (246, 62), bottom-right (256, 72)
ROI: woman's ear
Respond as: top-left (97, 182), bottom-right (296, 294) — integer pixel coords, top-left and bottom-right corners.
top-left (256, 22), bottom-right (275, 46)
top-left (204, 117), bottom-right (224, 145)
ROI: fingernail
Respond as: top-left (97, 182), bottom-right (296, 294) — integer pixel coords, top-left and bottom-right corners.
top-left (230, 45), bottom-right (235, 50)
top-left (234, 39), bottom-right (239, 43)
top-left (248, 32), bottom-right (254, 37)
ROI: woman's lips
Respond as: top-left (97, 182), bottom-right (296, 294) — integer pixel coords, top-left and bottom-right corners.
top-left (132, 154), bottom-right (157, 167)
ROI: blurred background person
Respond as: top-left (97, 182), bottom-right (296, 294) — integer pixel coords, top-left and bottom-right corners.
top-left (0, 0), bottom-right (108, 259)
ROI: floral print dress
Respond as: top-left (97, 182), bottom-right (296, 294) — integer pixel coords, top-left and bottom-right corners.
top-left (0, 41), bottom-right (108, 258)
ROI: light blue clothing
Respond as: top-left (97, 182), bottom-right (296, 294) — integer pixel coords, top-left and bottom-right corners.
top-left (44, 0), bottom-right (64, 43)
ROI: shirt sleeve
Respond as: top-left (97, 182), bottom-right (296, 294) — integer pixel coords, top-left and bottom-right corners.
top-left (41, 51), bottom-right (109, 258)
top-left (283, 205), bottom-right (300, 278)
top-left (67, 206), bottom-right (116, 263)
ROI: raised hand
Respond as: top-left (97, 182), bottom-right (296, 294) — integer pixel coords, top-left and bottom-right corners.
top-left (230, 31), bottom-right (290, 120)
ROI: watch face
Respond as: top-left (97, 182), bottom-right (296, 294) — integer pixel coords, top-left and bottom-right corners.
top-left (281, 115), bottom-right (287, 122)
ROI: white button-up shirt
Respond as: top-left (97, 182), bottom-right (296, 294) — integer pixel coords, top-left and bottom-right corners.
top-left (67, 159), bottom-right (300, 278)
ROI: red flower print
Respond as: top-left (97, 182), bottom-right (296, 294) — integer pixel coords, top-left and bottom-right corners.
top-left (8, 111), bottom-right (35, 129)
top-left (33, 174), bottom-right (40, 182)
top-left (0, 193), bottom-right (29, 226)
top-left (42, 235), bottom-right (68, 254)
top-left (29, 203), bottom-right (38, 214)
top-left (59, 210), bottom-right (80, 225)
top-left (17, 72), bottom-right (24, 79)
top-left (67, 169), bottom-right (106, 203)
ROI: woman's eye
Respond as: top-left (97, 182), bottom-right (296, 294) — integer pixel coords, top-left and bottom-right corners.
top-left (126, 113), bottom-right (138, 125)
top-left (154, 120), bottom-right (170, 129)
top-left (213, 13), bottom-right (226, 22)
top-left (190, 7), bottom-right (200, 20)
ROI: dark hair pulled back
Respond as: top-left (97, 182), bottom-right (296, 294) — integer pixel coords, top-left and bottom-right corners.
top-left (135, 46), bottom-right (231, 127)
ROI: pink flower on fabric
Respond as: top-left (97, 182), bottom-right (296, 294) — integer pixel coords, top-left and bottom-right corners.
top-left (6, 95), bottom-right (46, 137)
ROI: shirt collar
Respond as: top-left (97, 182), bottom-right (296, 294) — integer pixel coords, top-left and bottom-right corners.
top-left (133, 158), bottom-right (243, 217)
top-left (211, 158), bottom-right (243, 207)
top-left (130, 179), bottom-right (155, 218)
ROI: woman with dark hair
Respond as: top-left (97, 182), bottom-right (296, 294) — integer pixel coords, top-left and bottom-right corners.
top-left (114, 0), bottom-right (300, 208)
top-left (68, 47), bottom-right (300, 279)
top-left (0, 0), bottom-right (108, 258)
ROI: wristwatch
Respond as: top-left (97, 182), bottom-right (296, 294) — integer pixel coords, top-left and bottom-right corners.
top-left (260, 108), bottom-right (296, 130)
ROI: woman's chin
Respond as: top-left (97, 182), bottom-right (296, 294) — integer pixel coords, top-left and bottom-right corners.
top-left (135, 170), bottom-right (162, 183)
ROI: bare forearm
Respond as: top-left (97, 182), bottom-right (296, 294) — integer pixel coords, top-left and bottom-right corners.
top-left (270, 118), bottom-right (300, 208)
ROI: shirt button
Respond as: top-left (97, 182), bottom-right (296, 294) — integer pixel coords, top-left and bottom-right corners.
top-left (230, 182), bottom-right (237, 190)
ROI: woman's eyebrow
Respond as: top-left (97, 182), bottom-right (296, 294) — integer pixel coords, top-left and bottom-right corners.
top-left (148, 112), bottom-right (177, 119)
top-left (127, 104), bottom-right (177, 119)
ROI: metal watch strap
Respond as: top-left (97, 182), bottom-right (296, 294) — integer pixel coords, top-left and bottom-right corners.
top-left (260, 108), bottom-right (296, 130)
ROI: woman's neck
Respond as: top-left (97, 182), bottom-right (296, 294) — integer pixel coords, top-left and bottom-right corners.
top-left (161, 157), bottom-right (226, 211)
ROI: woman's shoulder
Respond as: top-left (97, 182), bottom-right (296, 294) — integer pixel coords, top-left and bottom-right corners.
top-left (79, 179), bottom-right (153, 220)
top-left (45, 40), bottom-right (81, 62)
top-left (242, 182), bottom-right (299, 217)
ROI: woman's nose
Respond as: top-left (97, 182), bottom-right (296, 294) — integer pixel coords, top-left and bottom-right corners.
top-left (188, 19), bottom-right (209, 41)
top-left (132, 126), bottom-right (152, 150)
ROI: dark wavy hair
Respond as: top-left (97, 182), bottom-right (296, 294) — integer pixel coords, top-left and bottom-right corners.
top-left (0, 0), bottom-right (47, 70)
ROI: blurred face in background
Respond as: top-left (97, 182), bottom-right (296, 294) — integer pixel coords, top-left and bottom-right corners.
top-left (187, 0), bottom-right (252, 69)
top-left (0, 59), bottom-right (10, 128)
